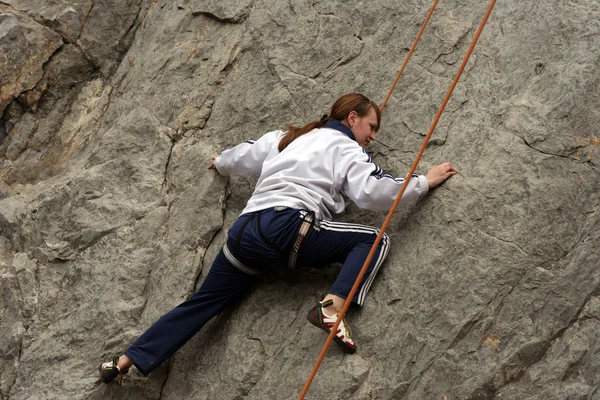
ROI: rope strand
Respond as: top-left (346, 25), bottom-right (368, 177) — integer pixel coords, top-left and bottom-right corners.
top-left (297, 0), bottom-right (498, 398)
top-left (380, 0), bottom-right (441, 112)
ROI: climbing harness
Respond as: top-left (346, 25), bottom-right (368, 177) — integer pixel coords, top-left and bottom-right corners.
top-left (224, 208), bottom-right (318, 275)
top-left (298, 0), bottom-right (498, 398)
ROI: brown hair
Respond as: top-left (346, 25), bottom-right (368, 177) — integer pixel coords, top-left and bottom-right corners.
top-left (278, 93), bottom-right (381, 152)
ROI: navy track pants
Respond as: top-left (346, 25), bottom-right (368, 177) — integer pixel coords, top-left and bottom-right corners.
top-left (125, 207), bottom-right (389, 376)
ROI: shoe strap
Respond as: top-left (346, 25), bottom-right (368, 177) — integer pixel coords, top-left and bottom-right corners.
top-left (112, 356), bottom-right (121, 372)
top-left (320, 299), bottom-right (334, 308)
top-left (340, 316), bottom-right (353, 338)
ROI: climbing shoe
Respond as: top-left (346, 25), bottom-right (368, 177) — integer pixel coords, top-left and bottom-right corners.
top-left (98, 355), bottom-right (129, 384)
top-left (307, 299), bottom-right (356, 354)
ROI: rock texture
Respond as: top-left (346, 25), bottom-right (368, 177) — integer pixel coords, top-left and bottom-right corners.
top-left (0, 0), bottom-right (599, 399)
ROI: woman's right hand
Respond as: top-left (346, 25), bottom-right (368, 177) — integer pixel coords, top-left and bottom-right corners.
top-left (425, 162), bottom-right (458, 189)
top-left (208, 156), bottom-right (217, 169)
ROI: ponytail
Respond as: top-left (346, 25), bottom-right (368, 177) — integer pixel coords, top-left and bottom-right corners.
top-left (278, 93), bottom-right (380, 152)
top-left (278, 114), bottom-right (332, 152)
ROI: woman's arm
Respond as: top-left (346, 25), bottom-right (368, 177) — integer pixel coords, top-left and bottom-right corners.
top-left (340, 147), bottom-right (456, 211)
top-left (210, 130), bottom-right (284, 176)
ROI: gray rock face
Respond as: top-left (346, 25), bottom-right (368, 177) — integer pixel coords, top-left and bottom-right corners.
top-left (2, 0), bottom-right (92, 43)
top-left (0, 0), bottom-right (599, 399)
top-left (0, 8), bottom-right (63, 118)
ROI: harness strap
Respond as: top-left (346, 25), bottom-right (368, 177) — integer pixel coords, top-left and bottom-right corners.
top-left (288, 211), bottom-right (316, 269)
top-left (223, 242), bottom-right (260, 275)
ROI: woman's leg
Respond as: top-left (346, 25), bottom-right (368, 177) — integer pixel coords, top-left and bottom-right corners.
top-left (299, 219), bottom-right (390, 307)
top-left (100, 209), bottom-right (300, 382)
top-left (123, 249), bottom-right (256, 376)
top-left (299, 219), bottom-right (390, 352)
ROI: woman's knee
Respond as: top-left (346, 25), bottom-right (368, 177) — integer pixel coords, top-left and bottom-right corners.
top-left (369, 230), bottom-right (389, 247)
top-left (368, 231), bottom-right (390, 262)
top-left (381, 231), bottom-right (390, 245)
top-left (360, 230), bottom-right (390, 255)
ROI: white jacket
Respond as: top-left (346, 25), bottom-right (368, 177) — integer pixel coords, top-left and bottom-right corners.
top-left (215, 122), bottom-right (429, 220)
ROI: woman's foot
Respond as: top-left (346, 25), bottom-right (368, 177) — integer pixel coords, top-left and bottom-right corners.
top-left (98, 355), bottom-right (132, 384)
top-left (307, 298), bottom-right (356, 353)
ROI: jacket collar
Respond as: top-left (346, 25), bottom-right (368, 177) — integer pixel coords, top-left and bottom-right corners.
top-left (324, 120), bottom-right (356, 142)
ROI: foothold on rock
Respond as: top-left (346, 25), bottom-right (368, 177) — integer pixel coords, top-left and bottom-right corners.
top-left (534, 62), bottom-right (544, 74)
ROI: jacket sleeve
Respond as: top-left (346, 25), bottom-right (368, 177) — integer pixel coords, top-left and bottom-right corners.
top-left (215, 130), bottom-right (284, 176)
top-left (339, 147), bottom-right (429, 211)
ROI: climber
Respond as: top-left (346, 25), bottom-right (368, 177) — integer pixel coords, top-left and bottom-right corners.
top-left (98, 92), bottom-right (457, 384)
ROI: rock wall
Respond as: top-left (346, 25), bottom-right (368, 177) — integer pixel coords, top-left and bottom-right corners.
top-left (0, 0), bottom-right (599, 399)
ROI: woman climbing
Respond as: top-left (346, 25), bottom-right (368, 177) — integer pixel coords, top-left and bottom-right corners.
top-left (99, 92), bottom-right (457, 383)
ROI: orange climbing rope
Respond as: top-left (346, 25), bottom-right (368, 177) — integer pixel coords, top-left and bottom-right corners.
top-left (380, 0), bottom-right (440, 112)
top-left (298, 0), bottom-right (498, 398)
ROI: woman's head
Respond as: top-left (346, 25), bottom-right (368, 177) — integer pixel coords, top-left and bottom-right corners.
top-left (279, 93), bottom-right (381, 151)
top-left (329, 93), bottom-right (381, 147)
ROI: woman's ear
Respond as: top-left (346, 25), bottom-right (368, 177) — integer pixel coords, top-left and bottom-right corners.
top-left (347, 111), bottom-right (358, 127)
